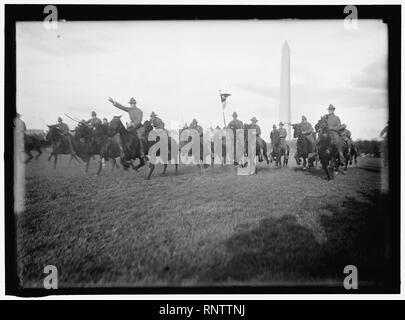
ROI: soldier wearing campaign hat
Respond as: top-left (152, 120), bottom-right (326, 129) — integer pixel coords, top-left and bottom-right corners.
top-left (249, 117), bottom-right (261, 136)
top-left (227, 112), bottom-right (244, 165)
top-left (150, 111), bottom-right (165, 130)
top-left (108, 96), bottom-right (146, 159)
top-left (227, 112), bottom-right (244, 130)
top-left (86, 111), bottom-right (102, 129)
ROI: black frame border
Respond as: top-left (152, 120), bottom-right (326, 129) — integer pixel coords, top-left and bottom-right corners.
top-left (4, 4), bottom-right (401, 296)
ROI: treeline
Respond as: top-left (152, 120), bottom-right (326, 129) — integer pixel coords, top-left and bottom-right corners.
top-left (355, 139), bottom-right (383, 156)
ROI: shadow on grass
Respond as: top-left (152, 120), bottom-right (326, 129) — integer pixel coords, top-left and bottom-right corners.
top-left (201, 190), bottom-right (395, 289)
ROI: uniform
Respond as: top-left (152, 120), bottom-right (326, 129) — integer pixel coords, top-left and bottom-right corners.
top-left (56, 121), bottom-right (75, 153)
top-left (249, 123), bottom-right (261, 136)
top-left (327, 114), bottom-right (342, 131)
top-left (87, 117), bottom-right (102, 128)
top-left (270, 129), bottom-right (278, 147)
top-left (227, 119), bottom-right (244, 130)
top-left (113, 102), bottom-right (143, 128)
top-left (152, 117), bottom-right (165, 130)
top-left (299, 120), bottom-right (315, 149)
top-left (111, 99), bottom-right (146, 158)
top-left (227, 116), bottom-right (243, 164)
top-left (278, 127), bottom-right (287, 150)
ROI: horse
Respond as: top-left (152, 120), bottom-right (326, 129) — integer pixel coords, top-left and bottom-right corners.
top-left (243, 124), bottom-right (270, 165)
top-left (24, 134), bottom-right (43, 163)
top-left (109, 117), bottom-right (178, 179)
top-left (272, 130), bottom-right (289, 167)
top-left (292, 124), bottom-right (316, 170)
top-left (314, 116), bottom-right (350, 179)
top-left (143, 120), bottom-right (179, 179)
top-left (74, 122), bottom-right (121, 174)
top-left (46, 125), bottom-right (81, 169)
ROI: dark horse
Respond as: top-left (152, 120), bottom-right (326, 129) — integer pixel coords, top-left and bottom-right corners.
top-left (109, 116), bottom-right (178, 180)
top-left (314, 116), bottom-right (350, 180)
top-left (272, 130), bottom-right (289, 167)
top-left (75, 122), bottom-right (121, 175)
top-left (24, 134), bottom-right (44, 163)
top-left (46, 125), bottom-right (80, 169)
top-left (292, 124), bottom-right (316, 169)
top-left (243, 124), bottom-right (269, 165)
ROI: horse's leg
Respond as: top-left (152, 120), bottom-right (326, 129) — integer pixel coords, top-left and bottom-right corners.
top-left (35, 148), bottom-right (42, 160)
top-left (48, 152), bottom-right (53, 161)
top-left (85, 158), bottom-right (90, 173)
top-left (25, 150), bottom-right (33, 164)
top-left (54, 153), bottom-right (57, 169)
top-left (321, 160), bottom-right (331, 180)
top-left (96, 157), bottom-right (103, 175)
top-left (175, 164), bottom-right (178, 175)
top-left (146, 163), bottom-right (155, 180)
top-left (134, 157), bottom-right (145, 171)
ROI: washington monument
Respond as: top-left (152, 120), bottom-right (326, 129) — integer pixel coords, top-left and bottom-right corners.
top-left (279, 41), bottom-right (291, 140)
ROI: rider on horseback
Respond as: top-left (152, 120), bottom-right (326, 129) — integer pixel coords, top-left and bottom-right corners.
top-left (318, 104), bottom-right (346, 166)
top-left (249, 117), bottom-right (261, 136)
top-left (55, 117), bottom-right (75, 155)
top-left (278, 122), bottom-right (287, 150)
top-left (108, 97), bottom-right (147, 160)
top-left (86, 111), bottom-right (102, 129)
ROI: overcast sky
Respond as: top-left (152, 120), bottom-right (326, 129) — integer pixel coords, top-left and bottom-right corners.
top-left (17, 19), bottom-right (388, 139)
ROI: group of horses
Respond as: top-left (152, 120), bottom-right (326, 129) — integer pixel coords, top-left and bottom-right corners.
top-left (22, 115), bottom-right (357, 180)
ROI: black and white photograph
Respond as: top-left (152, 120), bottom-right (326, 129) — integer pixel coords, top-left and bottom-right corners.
top-left (4, 3), bottom-right (401, 297)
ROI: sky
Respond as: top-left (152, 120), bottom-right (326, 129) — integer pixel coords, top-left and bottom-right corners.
top-left (16, 19), bottom-right (388, 140)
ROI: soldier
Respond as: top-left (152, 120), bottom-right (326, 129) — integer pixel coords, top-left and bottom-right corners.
top-left (189, 118), bottom-right (203, 136)
top-left (278, 122), bottom-right (288, 150)
top-left (227, 112), bottom-right (244, 165)
top-left (341, 124), bottom-right (352, 146)
top-left (108, 96), bottom-right (146, 159)
top-left (150, 111), bottom-right (166, 130)
top-left (325, 104), bottom-right (346, 165)
top-left (249, 117), bottom-right (261, 136)
top-left (292, 115), bottom-right (315, 148)
top-left (270, 124), bottom-right (277, 148)
top-left (102, 118), bottom-right (109, 125)
top-left (227, 112), bottom-right (244, 130)
top-left (55, 117), bottom-right (75, 155)
top-left (86, 111), bottom-right (102, 129)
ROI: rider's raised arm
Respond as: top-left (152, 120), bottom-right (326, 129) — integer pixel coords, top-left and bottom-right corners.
top-left (111, 100), bottom-right (130, 113)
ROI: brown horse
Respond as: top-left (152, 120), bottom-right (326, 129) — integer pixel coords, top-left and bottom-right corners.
top-left (314, 116), bottom-right (350, 179)
top-left (46, 125), bottom-right (81, 169)
top-left (272, 130), bottom-right (289, 167)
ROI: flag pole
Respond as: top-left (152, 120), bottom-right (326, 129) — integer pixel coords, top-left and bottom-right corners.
top-left (220, 90), bottom-right (226, 128)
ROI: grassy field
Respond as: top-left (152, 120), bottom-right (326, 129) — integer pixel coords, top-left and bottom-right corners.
top-left (16, 151), bottom-right (391, 288)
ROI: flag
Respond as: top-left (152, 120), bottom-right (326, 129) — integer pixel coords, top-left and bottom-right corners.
top-left (220, 92), bottom-right (231, 109)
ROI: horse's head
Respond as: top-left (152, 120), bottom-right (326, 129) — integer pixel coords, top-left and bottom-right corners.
top-left (292, 124), bottom-right (302, 139)
top-left (315, 115), bottom-right (328, 133)
top-left (109, 116), bottom-right (126, 137)
top-left (75, 122), bottom-right (93, 141)
top-left (46, 125), bottom-right (61, 141)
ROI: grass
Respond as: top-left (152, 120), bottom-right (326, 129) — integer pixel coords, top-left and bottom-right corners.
top-left (16, 151), bottom-right (390, 288)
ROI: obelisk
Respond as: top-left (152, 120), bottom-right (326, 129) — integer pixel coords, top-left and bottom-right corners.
top-left (279, 41), bottom-right (291, 140)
